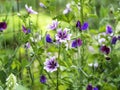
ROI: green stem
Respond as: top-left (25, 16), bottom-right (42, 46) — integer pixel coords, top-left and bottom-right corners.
top-left (80, 0), bottom-right (84, 23)
top-left (56, 44), bottom-right (61, 90)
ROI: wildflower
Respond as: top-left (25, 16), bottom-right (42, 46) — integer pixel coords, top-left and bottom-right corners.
top-left (22, 25), bottom-right (31, 34)
top-left (63, 3), bottom-right (72, 14)
top-left (106, 25), bottom-right (113, 34)
top-left (98, 38), bottom-right (106, 45)
top-left (71, 38), bottom-right (82, 48)
top-left (24, 42), bottom-right (30, 48)
top-left (55, 28), bottom-right (71, 43)
top-left (76, 20), bottom-right (89, 30)
top-left (0, 22), bottom-right (7, 31)
top-left (86, 84), bottom-right (93, 90)
top-left (47, 20), bottom-right (59, 30)
top-left (100, 45), bottom-right (110, 55)
top-left (44, 56), bottom-right (59, 73)
top-left (25, 4), bottom-right (38, 14)
top-left (111, 36), bottom-right (117, 44)
top-left (46, 34), bottom-right (52, 43)
top-left (39, 2), bottom-right (46, 8)
top-left (93, 87), bottom-right (99, 90)
top-left (40, 75), bottom-right (47, 84)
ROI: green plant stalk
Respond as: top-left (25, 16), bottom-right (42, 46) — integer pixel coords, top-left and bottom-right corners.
top-left (56, 44), bottom-right (61, 90)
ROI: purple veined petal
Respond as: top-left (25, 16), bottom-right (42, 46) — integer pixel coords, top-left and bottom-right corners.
top-left (44, 56), bottom-right (59, 73)
top-left (48, 20), bottom-right (59, 30)
top-left (71, 38), bottom-right (82, 48)
top-left (111, 36), bottom-right (117, 44)
top-left (106, 25), bottom-right (113, 34)
top-left (81, 22), bottom-right (89, 30)
top-left (46, 34), bottom-right (52, 43)
top-left (0, 22), bottom-right (7, 31)
top-left (40, 75), bottom-right (47, 83)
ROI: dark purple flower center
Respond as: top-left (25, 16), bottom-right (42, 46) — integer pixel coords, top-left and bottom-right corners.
top-left (48, 60), bottom-right (57, 69)
top-left (87, 84), bottom-right (93, 90)
top-left (100, 45), bottom-right (110, 54)
top-left (58, 31), bottom-right (67, 39)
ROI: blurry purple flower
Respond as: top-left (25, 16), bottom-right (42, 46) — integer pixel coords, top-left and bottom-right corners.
top-left (55, 28), bottom-right (71, 43)
top-left (0, 22), bottom-right (7, 31)
top-left (46, 34), bottom-right (52, 43)
top-left (22, 25), bottom-right (31, 34)
top-left (40, 75), bottom-right (46, 84)
top-left (63, 3), bottom-right (72, 14)
top-left (76, 20), bottom-right (81, 29)
top-left (118, 36), bottom-right (120, 40)
top-left (100, 45), bottom-right (110, 55)
top-left (76, 21), bottom-right (89, 30)
top-left (44, 56), bottom-right (59, 73)
top-left (81, 22), bottom-right (89, 30)
top-left (25, 42), bottom-right (30, 48)
top-left (111, 36), bottom-right (117, 44)
top-left (39, 2), bottom-right (46, 8)
top-left (71, 38), bottom-right (82, 48)
top-left (48, 20), bottom-right (59, 30)
top-left (25, 4), bottom-right (38, 14)
top-left (93, 87), bottom-right (99, 90)
top-left (106, 25), bottom-right (113, 34)
top-left (86, 84), bottom-right (93, 90)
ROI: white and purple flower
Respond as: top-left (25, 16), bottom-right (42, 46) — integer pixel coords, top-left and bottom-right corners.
top-left (39, 2), bottom-right (46, 8)
top-left (55, 28), bottom-right (71, 43)
top-left (44, 56), bottom-right (59, 73)
top-left (47, 20), bottom-right (59, 30)
top-left (63, 3), bottom-right (72, 14)
top-left (25, 4), bottom-right (38, 14)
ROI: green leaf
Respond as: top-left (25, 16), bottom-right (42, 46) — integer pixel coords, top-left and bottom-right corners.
top-left (0, 86), bottom-right (3, 90)
top-left (15, 85), bottom-right (28, 90)
top-left (0, 70), bottom-right (7, 84)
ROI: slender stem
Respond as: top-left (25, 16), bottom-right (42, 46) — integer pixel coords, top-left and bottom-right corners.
top-left (80, 0), bottom-right (84, 23)
top-left (56, 44), bottom-right (61, 90)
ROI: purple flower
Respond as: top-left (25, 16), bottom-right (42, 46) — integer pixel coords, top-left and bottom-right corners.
top-left (106, 25), bottom-right (113, 34)
top-left (25, 4), bottom-right (38, 14)
top-left (0, 22), bottom-right (7, 31)
top-left (39, 2), bottom-right (46, 8)
top-left (118, 36), bottom-right (120, 40)
top-left (55, 28), bottom-right (71, 43)
top-left (76, 21), bottom-right (89, 30)
top-left (44, 56), bottom-right (59, 73)
top-left (40, 75), bottom-right (46, 84)
top-left (93, 87), bottom-right (99, 90)
top-left (100, 45), bottom-right (110, 55)
top-left (86, 84), bottom-right (93, 90)
top-left (111, 36), bottom-right (117, 44)
top-left (76, 20), bottom-right (81, 29)
top-left (46, 34), bottom-right (52, 43)
top-left (63, 3), bottom-right (72, 14)
top-left (24, 42), bottom-right (30, 48)
top-left (22, 25), bottom-right (31, 34)
top-left (71, 38), bottom-right (82, 48)
top-left (48, 20), bottom-right (59, 30)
